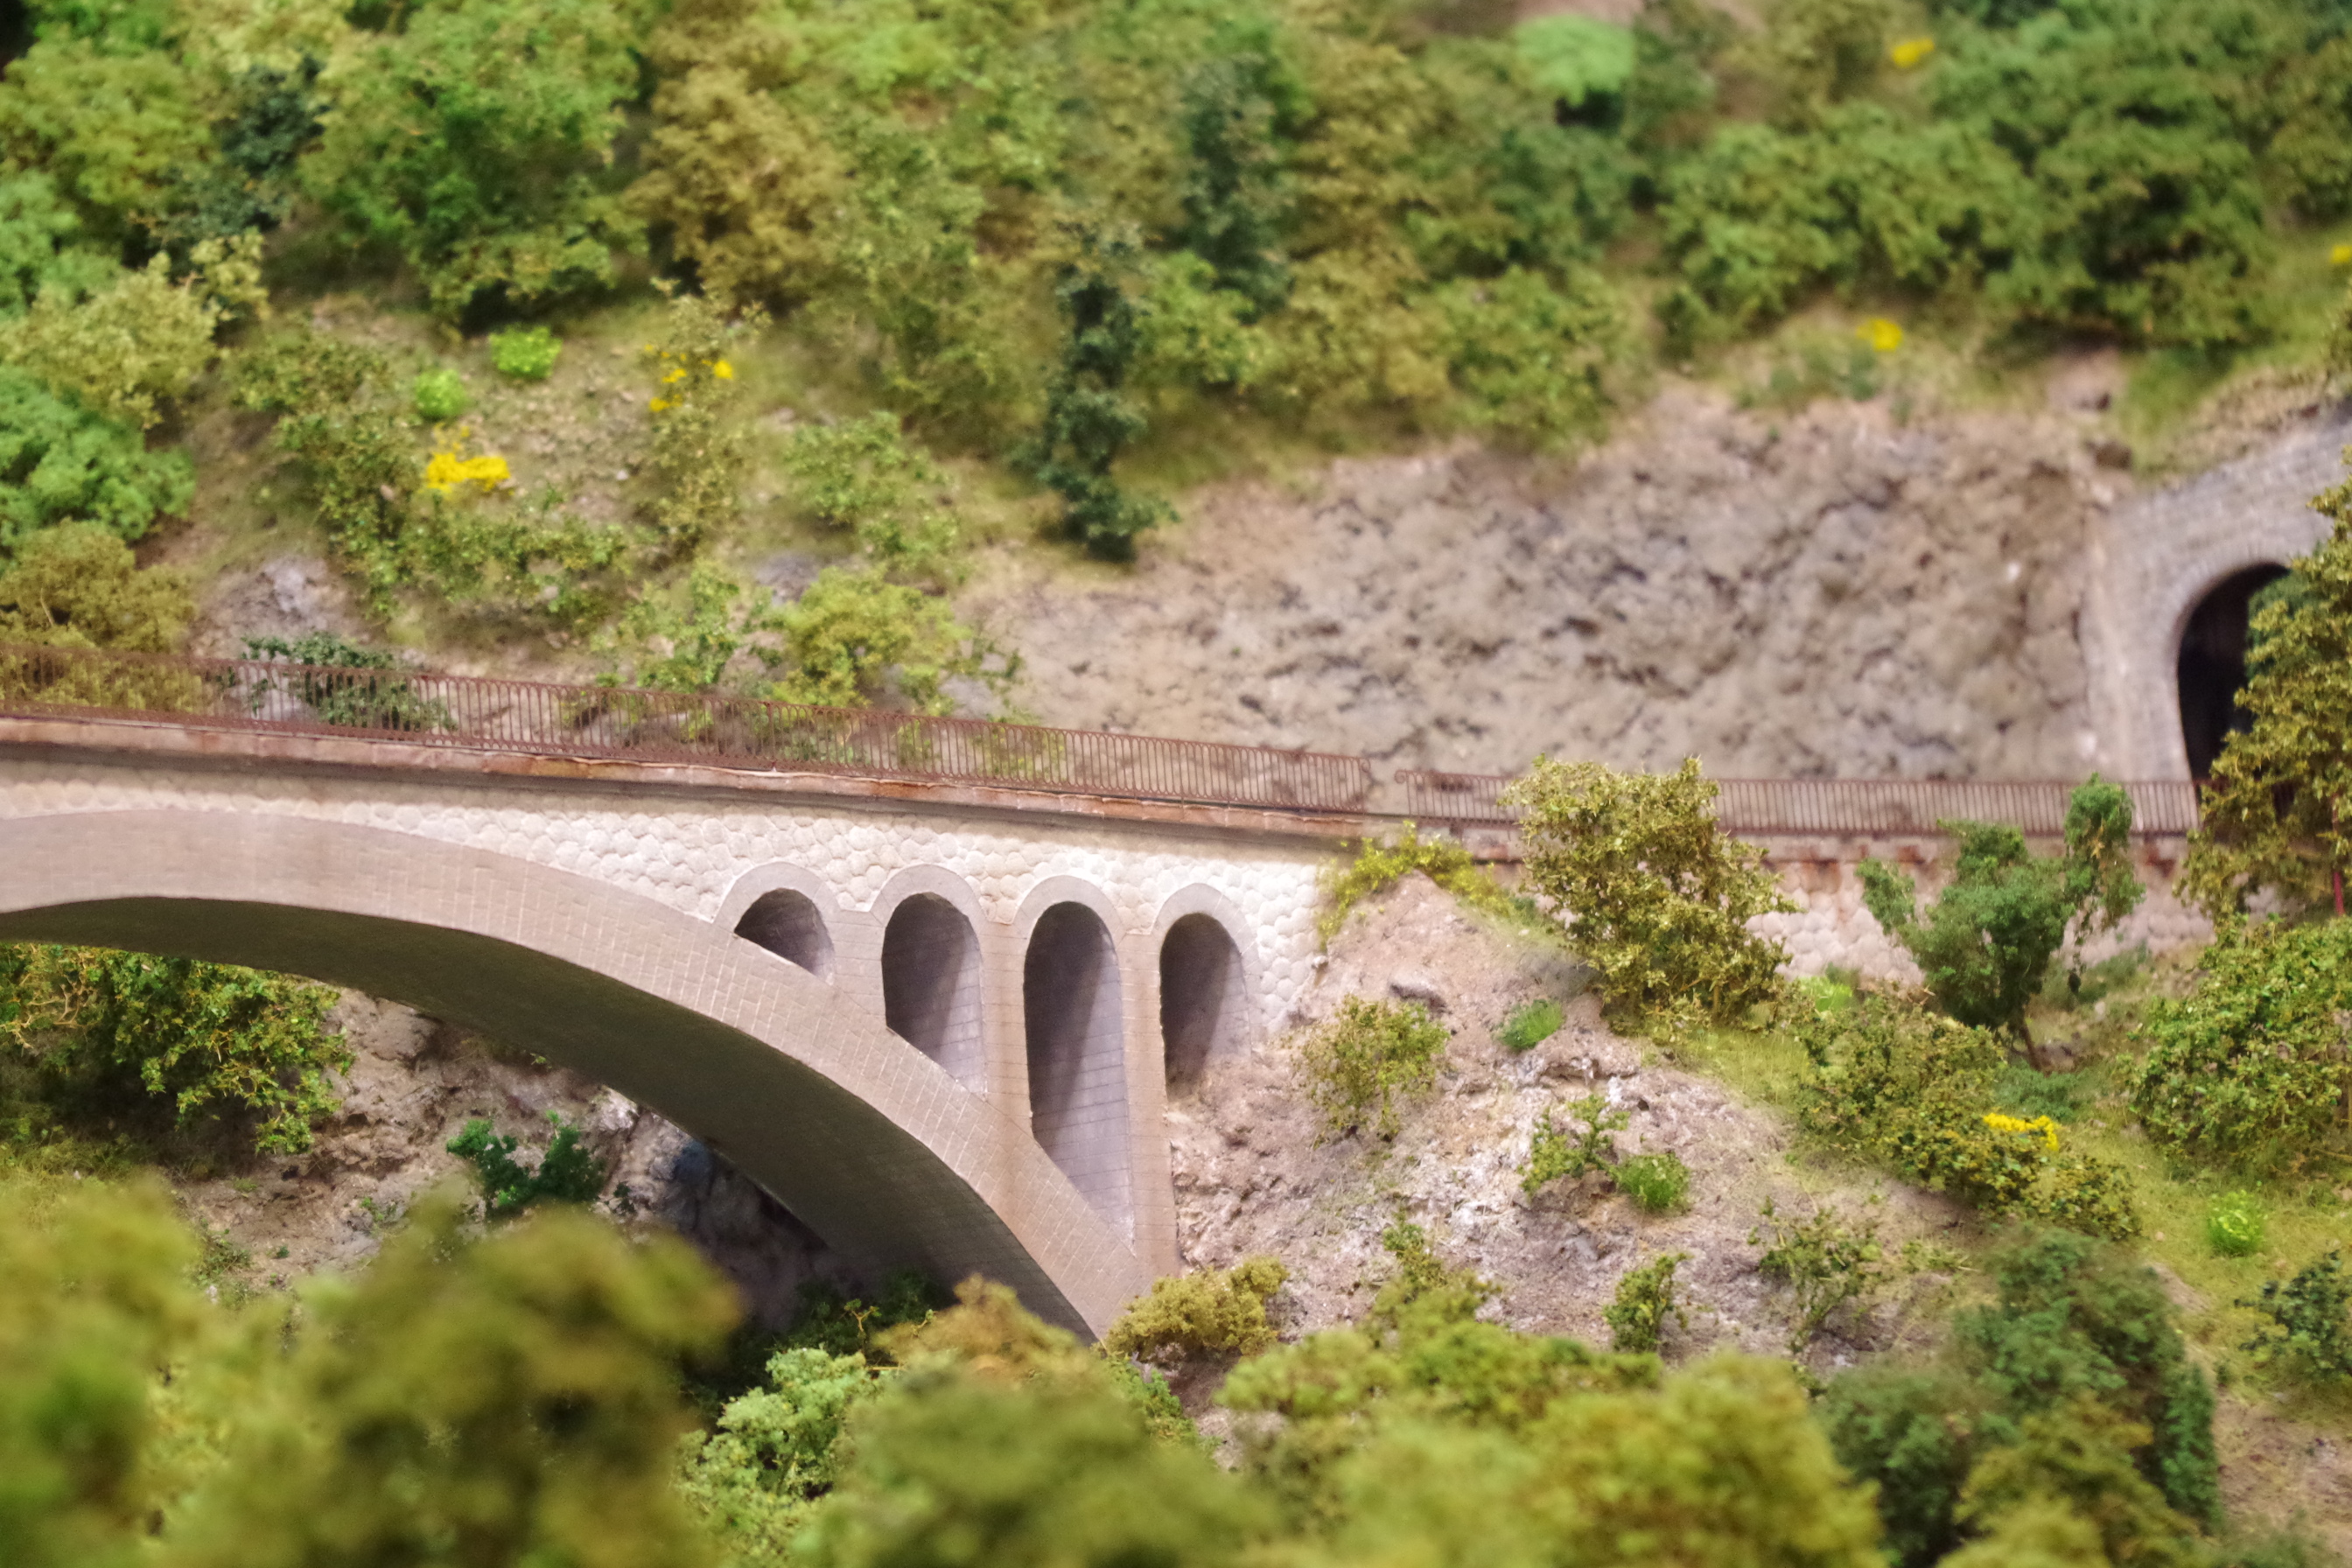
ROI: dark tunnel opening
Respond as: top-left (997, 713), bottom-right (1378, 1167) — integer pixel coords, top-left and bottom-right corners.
top-left (2176, 564), bottom-right (2287, 780)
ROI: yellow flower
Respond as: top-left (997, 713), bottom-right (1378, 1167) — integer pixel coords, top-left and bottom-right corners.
top-left (662, 367), bottom-right (688, 384)
top-left (423, 450), bottom-right (511, 495)
top-left (1983, 1112), bottom-right (2061, 1152)
top-left (711, 359), bottom-right (734, 380)
top-left (1858, 317), bottom-right (1904, 354)
top-left (2332, 242), bottom-right (2352, 267)
top-left (1889, 37), bottom-right (1936, 69)
top-left (649, 398), bottom-right (671, 412)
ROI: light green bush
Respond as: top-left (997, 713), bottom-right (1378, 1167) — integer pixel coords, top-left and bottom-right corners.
top-left (1320, 822), bottom-right (1522, 942)
top-left (1522, 1090), bottom-right (1627, 1194)
top-left (1502, 757), bottom-right (1793, 1028)
top-left (1295, 995), bottom-right (1449, 1142)
top-left (1103, 1256), bottom-right (1288, 1362)
top-left (410, 367), bottom-right (469, 422)
top-left (489, 325), bottom-right (562, 382)
top-left (1616, 1150), bottom-right (1692, 1213)
top-left (0, 366), bottom-right (192, 550)
top-left (1753, 1197), bottom-right (1888, 1350)
top-left (2206, 1191), bottom-right (2266, 1257)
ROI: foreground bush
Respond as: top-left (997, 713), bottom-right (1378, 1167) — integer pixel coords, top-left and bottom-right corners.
top-left (1502, 757), bottom-right (1793, 1028)
top-left (2127, 917), bottom-right (2352, 1172)
top-left (1796, 994), bottom-right (2138, 1236)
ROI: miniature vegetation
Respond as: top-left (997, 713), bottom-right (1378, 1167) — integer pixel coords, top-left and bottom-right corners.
top-left (1294, 996), bottom-right (1448, 1141)
top-left (1319, 822), bottom-right (1522, 943)
top-left (0, 942), bottom-right (349, 1158)
top-left (1522, 1089), bottom-right (1693, 1213)
top-left (1858, 777), bottom-right (2143, 1052)
top-left (1498, 996), bottom-right (1564, 1052)
top-left (446, 1112), bottom-right (610, 1219)
top-left (1503, 756), bottom-right (1795, 1029)
top-left (1102, 1256), bottom-right (1288, 1361)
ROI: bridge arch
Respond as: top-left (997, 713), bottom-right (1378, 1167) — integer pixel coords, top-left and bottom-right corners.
top-left (1014, 878), bottom-right (1133, 1236)
top-left (1151, 886), bottom-right (1258, 1094)
top-left (0, 810), bottom-right (1147, 1335)
top-left (872, 868), bottom-right (989, 1095)
top-left (2175, 562), bottom-right (2290, 779)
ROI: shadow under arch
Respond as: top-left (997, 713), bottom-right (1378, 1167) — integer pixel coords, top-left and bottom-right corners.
top-left (0, 811), bottom-right (1144, 1335)
top-left (1158, 912), bottom-right (1249, 1093)
top-left (736, 888), bottom-right (836, 980)
top-left (1019, 894), bottom-right (1130, 1236)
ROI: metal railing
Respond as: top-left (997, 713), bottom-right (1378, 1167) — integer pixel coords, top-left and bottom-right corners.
top-left (0, 643), bottom-right (1375, 814)
top-left (1396, 769), bottom-right (2203, 838)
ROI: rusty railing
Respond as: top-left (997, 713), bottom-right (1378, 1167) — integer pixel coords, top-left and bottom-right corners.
top-left (1396, 769), bottom-right (2202, 838)
top-left (0, 642), bottom-right (1375, 814)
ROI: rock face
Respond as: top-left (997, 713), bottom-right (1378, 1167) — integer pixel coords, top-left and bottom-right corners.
top-left (179, 992), bottom-right (850, 1325)
top-left (1166, 873), bottom-right (1964, 1360)
top-left (977, 389), bottom-right (2128, 790)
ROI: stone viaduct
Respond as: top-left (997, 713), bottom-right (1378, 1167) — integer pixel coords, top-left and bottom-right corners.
top-left (0, 708), bottom-right (1352, 1335)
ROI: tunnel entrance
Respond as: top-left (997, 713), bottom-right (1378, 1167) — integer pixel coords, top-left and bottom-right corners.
top-left (734, 889), bottom-right (835, 980)
top-left (1159, 914), bottom-right (1245, 1095)
top-left (881, 894), bottom-right (984, 1090)
top-left (1025, 902), bottom-right (1130, 1232)
top-left (2177, 564), bottom-right (2287, 780)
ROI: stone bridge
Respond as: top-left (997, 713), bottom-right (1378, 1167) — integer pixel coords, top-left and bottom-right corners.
top-left (0, 705), bottom-right (1360, 1334)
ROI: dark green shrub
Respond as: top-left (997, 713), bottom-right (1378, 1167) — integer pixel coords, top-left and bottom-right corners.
top-left (1818, 1364), bottom-right (1992, 1567)
top-left (1501, 757), bottom-right (1794, 1028)
top-left (1992, 1063), bottom-right (2085, 1123)
top-left (446, 1112), bottom-right (608, 1219)
top-left (2241, 1250), bottom-right (2352, 1382)
top-left (1498, 998), bottom-right (1564, 1053)
top-left (1295, 997), bottom-right (1449, 1141)
top-left (1022, 237), bottom-right (1172, 562)
top-left (1858, 777), bottom-right (2142, 1046)
top-left (242, 634), bottom-right (451, 733)
top-left (0, 943), bottom-right (348, 1155)
top-left (2127, 917), bottom-right (2352, 1171)
top-left (1603, 1250), bottom-right (1688, 1354)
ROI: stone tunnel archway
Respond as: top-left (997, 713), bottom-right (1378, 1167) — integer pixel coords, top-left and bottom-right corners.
top-left (0, 810), bottom-right (1148, 1335)
top-left (736, 888), bottom-right (836, 980)
top-left (1022, 900), bottom-right (1130, 1236)
top-left (2175, 563), bottom-right (2289, 780)
top-left (1159, 912), bottom-right (1248, 1094)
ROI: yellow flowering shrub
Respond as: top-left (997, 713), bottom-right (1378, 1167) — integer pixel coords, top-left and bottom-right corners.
top-left (1888, 38), bottom-right (1935, 69)
top-left (1857, 317), bottom-right (1904, 353)
top-left (1982, 1112), bottom-right (2062, 1152)
top-left (423, 449), bottom-right (511, 494)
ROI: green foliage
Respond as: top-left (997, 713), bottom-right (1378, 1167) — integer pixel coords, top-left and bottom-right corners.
top-left (446, 1112), bottom-right (609, 1218)
top-left (168, 1193), bottom-right (735, 1568)
top-left (1294, 995), bottom-right (1448, 1142)
top-left (1604, 1250), bottom-right (1688, 1354)
top-left (1319, 822), bottom-right (1521, 942)
top-left (0, 1174), bottom-right (199, 1568)
top-left (490, 325), bottom-right (563, 382)
top-left (2126, 916), bottom-right (2352, 1171)
top-left (2206, 1190), bottom-right (2266, 1256)
top-left (242, 633), bottom-right (452, 732)
top-left (679, 1346), bottom-right (891, 1564)
top-left (1794, 993), bottom-right (2140, 1236)
top-left (2182, 490), bottom-right (2352, 918)
top-left (301, 0), bottom-right (644, 317)
top-left (1753, 0), bottom-right (1894, 124)
top-left (1369, 1218), bottom-right (1501, 1330)
top-left (0, 521), bottom-right (190, 648)
top-left (763, 566), bottom-right (1011, 715)
top-left (775, 1270), bottom-right (944, 1361)
top-left (1753, 1197), bottom-right (1887, 1350)
top-left (1994, 1063), bottom-right (2088, 1123)
top-left (1816, 1364), bottom-right (1992, 1566)
top-left (1024, 236), bottom-right (1172, 561)
top-left (1616, 1150), bottom-right (1693, 1213)
top-left (0, 36), bottom-right (212, 242)
top-left (2240, 1250), bottom-right (2352, 1382)
top-left (0, 943), bottom-right (348, 1155)
top-left (1502, 756), bottom-right (1794, 1027)
top-left (781, 411), bottom-right (961, 575)
top-left (1858, 778), bottom-right (2143, 1042)
top-left (1498, 997), bottom-right (1564, 1053)
top-left (1514, 15), bottom-right (1637, 113)
top-left (0, 365), bottom-right (192, 550)
top-left (410, 367), bottom-right (469, 423)
top-left (641, 294), bottom-right (762, 555)
top-left (1954, 1398), bottom-right (2207, 1568)
top-left (0, 172), bottom-right (115, 316)
top-left (1104, 1256), bottom-right (1289, 1362)
top-left (1522, 1090), bottom-right (1628, 1194)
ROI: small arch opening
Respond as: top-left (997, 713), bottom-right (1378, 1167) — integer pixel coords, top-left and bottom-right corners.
top-left (2177, 564), bottom-right (2287, 780)
top-left (881, 894), bottom-right (984, 1090)
top-left (1025, 902), bottom-right (1130, 1231)
top-left (734, 889), bottom-right (835, 981)
top-left (1159, 914), bottom-right (1246, 1095)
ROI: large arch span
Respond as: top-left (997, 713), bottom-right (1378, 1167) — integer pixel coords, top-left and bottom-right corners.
top-left (0, 809), bottom-right (1155, 1335)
